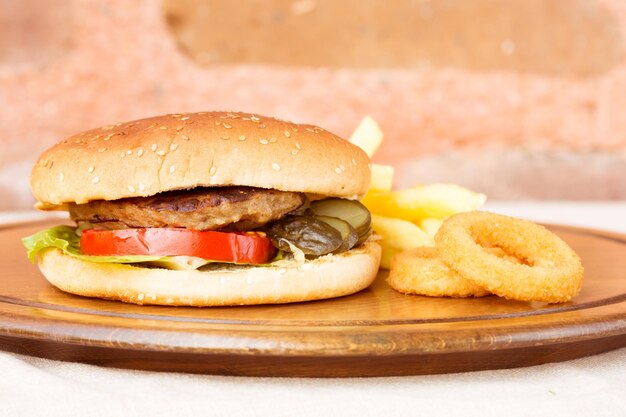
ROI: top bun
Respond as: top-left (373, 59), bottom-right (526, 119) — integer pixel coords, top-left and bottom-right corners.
top-left (31, 112), bottom-right (371, 207)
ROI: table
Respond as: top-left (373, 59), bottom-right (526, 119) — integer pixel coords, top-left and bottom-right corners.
top-left (1, 203), bottom-right (625, 417)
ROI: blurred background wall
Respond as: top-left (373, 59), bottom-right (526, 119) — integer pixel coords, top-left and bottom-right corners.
top-left (1, 0), bottom-right (625, 210)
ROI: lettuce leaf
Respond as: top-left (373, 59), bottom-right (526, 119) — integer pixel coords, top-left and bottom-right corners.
top-left (21, 226), bottom-right (282, 271)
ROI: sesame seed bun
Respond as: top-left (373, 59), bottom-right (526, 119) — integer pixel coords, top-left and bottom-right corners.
top-left (31, 111), bottom-right (371, 208)
top-left (37, 240), bottom-right (381, 306)
top-left (29, 111), bottom-right (381, 306)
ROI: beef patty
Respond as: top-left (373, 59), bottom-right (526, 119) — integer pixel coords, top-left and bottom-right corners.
top-left (69, 187), bottom-right (306, 231)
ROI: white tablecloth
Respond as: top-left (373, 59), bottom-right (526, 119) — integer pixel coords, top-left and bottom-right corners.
top-left (1, 203), bottom-right (625, 417)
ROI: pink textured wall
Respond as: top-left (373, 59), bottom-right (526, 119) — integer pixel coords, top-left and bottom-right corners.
top-left (1, 0), bottom-right (625, 209)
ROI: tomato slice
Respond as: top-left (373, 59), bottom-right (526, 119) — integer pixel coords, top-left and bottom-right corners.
top-left (80, 228), bottom-right (276, 264)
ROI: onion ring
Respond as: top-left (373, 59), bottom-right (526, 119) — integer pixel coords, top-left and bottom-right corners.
top-left (388, 247), bottom-right (490, 297)
top-left (435, 211), bottom-right (584, 303)
top-left (388, 246), bottom-right (520, 298)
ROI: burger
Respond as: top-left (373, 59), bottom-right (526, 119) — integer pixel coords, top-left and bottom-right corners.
top-left (23, 112), bottom-right (381, 306)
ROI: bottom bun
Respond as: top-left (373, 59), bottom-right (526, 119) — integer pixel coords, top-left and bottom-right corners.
top-left (38, 241), bottom-right (381, 306)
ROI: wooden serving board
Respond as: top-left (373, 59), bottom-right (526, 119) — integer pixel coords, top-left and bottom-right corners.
top-left (1, 220), bottom-right (625, 377)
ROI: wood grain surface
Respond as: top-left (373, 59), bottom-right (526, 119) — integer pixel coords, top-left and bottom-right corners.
top-left (1, 220), bottom-right (625, 377)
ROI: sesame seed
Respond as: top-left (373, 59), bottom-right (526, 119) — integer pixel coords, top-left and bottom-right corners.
top-left (223, 123), bottom-right (232, 129)
top-left (171, 114), bottom-right (182, 118)
top-left (126, 150), bottom-right (132, 155)
top-left (88, 166), bottom-right (95, 173)
top-left (137, 149), bottom-right (144, 157)
top-left (58, 172), bottom-right (64, 182)
top-left (98, 147), bottom-right (107, 153)
top-left (272, 163), bottom-right (281, 171)
top-left (137, 293), bottom-right (144, 301)
top-left (305, 127), bottom-right (315, 133)
top-left (291, 149), bottom-right (298, 155)
top-left (180, 116), bottom-right (190, 121)
top-left (159, 126), bottom-right (168, 130)
top-left (151, 144), bottom-right (157, 151)
top-left (169, 165), bottom-right (176, 174)
top-left (352, 158), bottom-right (357, 166)
top-left (176, 126), bottom-right (184, 131)
top-left (260, 139), bottom-right (269, 145)
top-left (157, 150), bottom-right (166, 156)
top-left (238, 135), bottom-right (246, 141)
top-left (121, 152), bottom-right (126, 158)
top-left (295, 142), bottom-right (302, 150)
top-left (101, 125), bottom-right (114, 131)
top-left (335, 167), bottom-right (342, 174)
top-left (139, 183), bottom-right (145, 191)
top-left (128, 185), bottom-right (136, 192)
top-left (250, 116), bottom-right (260, 121)
top-left (269, 137), bottom-right (277, 143)
top-left (209, 166), bottom-right (217, 176)
top-left (284, 130), bottom-right (291, 138)
top-left (170, 143), bottom-right (178, 151)
top-left (92, 176), bottom-right (100, 184)
top-left (216, 121), bottom-right (221, 126)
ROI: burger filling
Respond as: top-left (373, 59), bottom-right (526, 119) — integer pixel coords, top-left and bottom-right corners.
top-left (68, 187), bottom-right (306, 231)
top-left (24, 186), bottom-right (372, 269)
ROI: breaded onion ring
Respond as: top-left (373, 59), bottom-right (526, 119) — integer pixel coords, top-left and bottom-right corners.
top-left (435, 211), bottom-right (584, 303)
top-left (388, 247), bottom-right (490, 298)
top-left (388, 246), bottom-right (519, 298)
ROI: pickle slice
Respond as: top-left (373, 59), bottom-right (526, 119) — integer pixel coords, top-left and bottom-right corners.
top-left (310, 198), bottom-right (372, 239)
top-left (355, 226), bottom-right (372, 247)
top-left (264, 215), bottom-right (343, 256)
top-left (316, 215), bottom-right (359, 252)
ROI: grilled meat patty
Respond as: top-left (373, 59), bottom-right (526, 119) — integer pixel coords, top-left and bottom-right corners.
top-left (69, 186), bottom-right (306, 231)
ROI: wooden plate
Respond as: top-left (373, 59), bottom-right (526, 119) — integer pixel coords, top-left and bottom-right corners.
top-left (1, 220), bottom-right (625, 377)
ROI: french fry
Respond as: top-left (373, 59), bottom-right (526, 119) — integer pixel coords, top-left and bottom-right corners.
top-left (417, 218), bottom-right (444, 239)
top-left (362, 184), bottom-right (486, 221)
top-left (372, 214), bottom-right (434, 269)
top-left (349, 116), bottom-right (383, 158)
top-left (347, 116), bottom-right (487, 272)
top-left (370, 164), bottom-right (394, 192)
